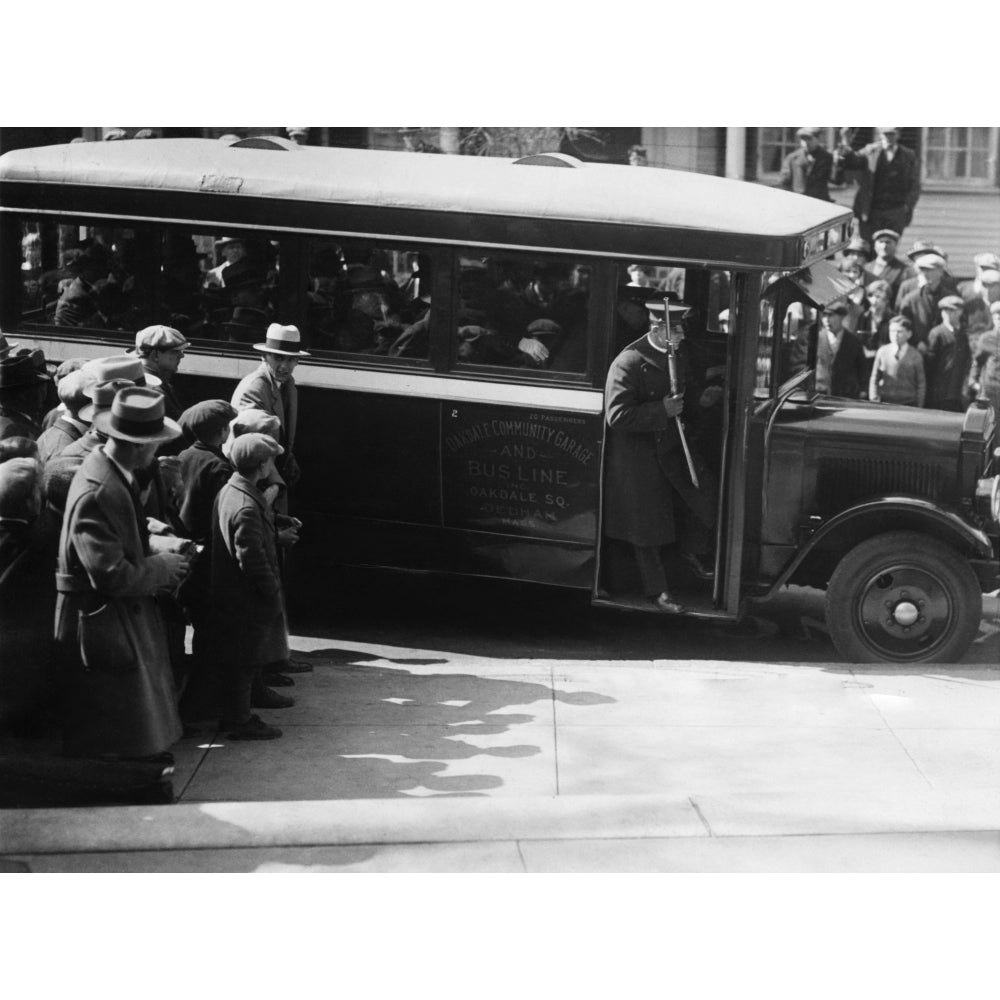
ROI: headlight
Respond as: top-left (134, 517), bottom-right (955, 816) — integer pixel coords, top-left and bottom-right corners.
top-left (975, 475), bottom-right (1000, 524)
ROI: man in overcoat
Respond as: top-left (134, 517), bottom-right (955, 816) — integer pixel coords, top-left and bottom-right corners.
top-left (780, 127), bottom-right (833, 201)
top-left (833, 128), bottom-right (921, 243)
top-left (207, 433), bottom-right (298, 740)
top-left (54, 386), bottom-right (190, 761)
top-left (603, 301), bottom-right (717, 613)
top-left (230, 323), bottom-right (309, 486)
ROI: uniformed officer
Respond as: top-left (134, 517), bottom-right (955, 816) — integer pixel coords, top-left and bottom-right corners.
top-left (602, 300), bottom-right (718, 612)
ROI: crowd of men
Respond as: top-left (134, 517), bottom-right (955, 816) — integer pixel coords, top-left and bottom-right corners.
top-left (0, 321), bottom-right (312, 766)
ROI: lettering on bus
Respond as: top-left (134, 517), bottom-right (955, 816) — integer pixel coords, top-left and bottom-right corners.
top-left (442, 405), bottom-right (601, 542)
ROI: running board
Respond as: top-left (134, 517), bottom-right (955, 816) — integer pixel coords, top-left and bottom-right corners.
top-left (591, 593), bottom-right (736, 622)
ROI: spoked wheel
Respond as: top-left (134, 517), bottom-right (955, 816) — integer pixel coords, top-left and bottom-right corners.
top-left (826, 531), bottom-right (982, 663)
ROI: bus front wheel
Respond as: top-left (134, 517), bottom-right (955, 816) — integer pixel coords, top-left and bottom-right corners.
top-left (825, 531), bottom-right (982, 664)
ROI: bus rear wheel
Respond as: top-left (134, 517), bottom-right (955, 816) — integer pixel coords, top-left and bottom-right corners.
top-left (825, 531), bottom-right (982, 664)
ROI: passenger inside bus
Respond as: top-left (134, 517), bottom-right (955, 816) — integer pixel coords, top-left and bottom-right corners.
top-left (454, 255), bottom-right (589, 372)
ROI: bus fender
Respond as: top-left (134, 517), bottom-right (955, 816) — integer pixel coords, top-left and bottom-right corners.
top-left (764, 496), bottom-right (994, 596)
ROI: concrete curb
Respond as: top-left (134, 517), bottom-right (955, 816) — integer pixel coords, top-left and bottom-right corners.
top-left (5, 789), bottom-right (1000, 856)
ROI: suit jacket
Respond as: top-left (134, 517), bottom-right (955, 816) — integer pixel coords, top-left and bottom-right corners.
top-left (207, 473), bottom-right (289, 667)
top-left (176, 441), bottom-right (232, 543)
top-left (836, 143), bottom-right (921, 222)
top-left (603, 336), bottom-right (715, 547)
top-left (231, 363), bottom-right (298, 454)
top-left (924, 322), bottom-right (971, 411)
top-left (780, 146), bottom-right (833, 201)
top-left (54, 446), bottom-right (181, 757)
top-left (35, 416), bottom-right (85, 465)
top-left (863, 257), bottom-right (915, 307)
top-left (900, 285), bottom-right (947, 350)
top-left (816, 328), bottom-right (865, 398)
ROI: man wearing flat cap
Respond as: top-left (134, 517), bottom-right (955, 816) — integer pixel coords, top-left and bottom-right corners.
top-left (815, 302), bottom-right (866, 399)
top-left (54, 386), bottom-right (191, 761)
top-left (231, 323), bottom-right (309, 486)
top-left (925, 296), bottom-right (972, 412)
top-left (134, 325), bottom-right (190, 421)
top-left (833, 128), bottom-right (921, 243)
top-left (602, 300), bottom-right (718, 614)
top-left (780, 128), bottom-right (834, 202)
top-left (899, 253), bottom-right (950, 351)
top-left (959, 252), bottom-right (1000, 341)
top-left (862, 229), bottom-right (915, 308)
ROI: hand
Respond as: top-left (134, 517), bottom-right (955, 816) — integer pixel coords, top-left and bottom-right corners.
top-left (155, 551), bottom-right (190, 590)
top-left (283, 452), bottom-right (301, 486)
top-left (147, 517), bottom-right (172, 536)
top-left (662, 394), bottom-right (684, 418)
top-left (277, 527), bottom-right (300, 548)
top-left (518, 336), bottom-right (549, 364)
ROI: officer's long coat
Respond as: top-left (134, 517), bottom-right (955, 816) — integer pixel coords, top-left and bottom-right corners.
top-left (207, 473), bottom-right (288, 668)
top-left (54, 446), bottom-right (182, 757)
top-left (603, 336), bottom-right (715, 548)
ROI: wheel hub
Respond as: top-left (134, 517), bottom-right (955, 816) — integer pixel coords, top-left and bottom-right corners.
top-left (857, 569), bottom-right (953, 658)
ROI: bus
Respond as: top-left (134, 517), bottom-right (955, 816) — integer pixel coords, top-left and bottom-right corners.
top-left (2, 136), bottom-right (997, 663)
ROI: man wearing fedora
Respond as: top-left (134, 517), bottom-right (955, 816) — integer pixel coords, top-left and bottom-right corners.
top-left (602, 300), bottom-right (718, 614)
top-left (204, 236), bottom-right (247, 289)
top-left (780, 127), bottom-right (834, 202)
top-left (833, 128), bottom-right (921, 243)
top-left (0, 350), bottom-right (52, 441)
top-left (54, 386), bottom-right (191, 762)
top-left (231, 323), bottom-right (309, 486)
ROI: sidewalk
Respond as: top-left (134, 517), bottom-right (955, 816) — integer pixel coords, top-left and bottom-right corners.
top-left (3, 591), bottom-right (999, 871)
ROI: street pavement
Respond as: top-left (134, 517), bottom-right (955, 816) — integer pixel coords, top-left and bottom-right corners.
top-left (2, 583), bottom-right (999, 872)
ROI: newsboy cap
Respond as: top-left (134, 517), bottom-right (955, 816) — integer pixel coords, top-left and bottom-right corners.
top-left (229, 432), bottom-right (283, 473)
top-left (179, 399), bottom-right (237, 442)
top-left (914, 254), bottom-right (946, 270)
top-left (938, 296), bottom-right (965, 311)
top-left (871, 229), bottom-right (900, 243)
top-left (135, 325), bottom-right (189, 353)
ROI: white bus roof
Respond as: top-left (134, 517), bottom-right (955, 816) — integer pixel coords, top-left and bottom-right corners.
top-left (0, 139), bottom-right (850, 243)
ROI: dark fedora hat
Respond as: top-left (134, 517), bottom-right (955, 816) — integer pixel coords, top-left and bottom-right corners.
top-left (0, 352), bottom-right (52, 389)
top-left (78, 378), bottom-right (135, 424)
top-left (93, 386), bottom-right (182, 444)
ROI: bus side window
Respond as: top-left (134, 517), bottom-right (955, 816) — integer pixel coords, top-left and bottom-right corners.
top-left (455, 252), bottom-right (589, 374)
top-left (302, 238), bottom-right (431, 359)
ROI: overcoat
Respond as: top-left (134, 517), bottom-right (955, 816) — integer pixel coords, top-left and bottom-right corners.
top-left (35, 416), bottom-right (84, 465)
top-left (231, 363), bottom-right (297, 453)
top-left (176, 441), bottom-right (232, 543)
top-left (207, 473), bottom-right (289, 667)
top-left (54, 446), bottom-right (182, 757)
top-left (836, 143), bottom-right (921, 223)
top-left (924, 322), bottom-right (971, 411)
top-left (603, 336), bottom-right (715, 547)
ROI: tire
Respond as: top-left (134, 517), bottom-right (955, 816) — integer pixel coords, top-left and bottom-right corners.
top-left (825, 531), bottom-right (982, 664)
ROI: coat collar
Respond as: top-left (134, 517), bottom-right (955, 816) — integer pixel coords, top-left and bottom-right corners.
top-left (227, 472), bottom-right (269, 510)
top-left (630, 334), bottom-right (671, 370)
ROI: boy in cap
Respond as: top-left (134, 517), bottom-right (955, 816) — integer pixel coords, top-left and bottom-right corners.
top-left (133, 325), bottom-right (190, 420)
top-left (231, 323), bottom-right (310, 486)
top-left (207, 433), bottom-right (299, 739)
top-left (924, 296), bottom-right (972, 411)
top-left (815, 302), bottom-right (865, 399)
top-left (869, 316), bottom-right (925, 407)
top-left (780, 128), bottom-right (833, 201)
top-left (54, 386), bottom-right (191, 761)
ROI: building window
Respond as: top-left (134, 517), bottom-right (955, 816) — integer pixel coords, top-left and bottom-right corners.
top-left (757, 128), bottom-right (836, 180)
top-left (924, 127), bottom-right (996, 187)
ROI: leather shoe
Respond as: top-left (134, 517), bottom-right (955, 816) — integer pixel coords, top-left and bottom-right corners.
top-left (250, 687), bottom-right (295, 709)
top-left (282, 658), bottom-right (313, 674)
top-left (652, 591), bottom-right (686, 614)
top-left (680, 552), bottom-right (715, 581)
top-left (224, 714), bottom-right (282, 740)
top-left (263, 671), bottom-right (295, 687)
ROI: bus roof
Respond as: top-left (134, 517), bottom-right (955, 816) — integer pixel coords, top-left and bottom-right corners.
top-left (0, 140), bottom-right (853, 268)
